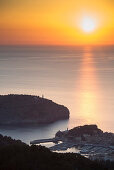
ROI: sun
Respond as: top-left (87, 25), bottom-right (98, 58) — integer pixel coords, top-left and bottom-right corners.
top-left (81, 17), bottom-right (96, 33)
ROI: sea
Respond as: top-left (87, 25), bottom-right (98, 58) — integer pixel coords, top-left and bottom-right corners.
top-left (0, 45), bottom-right (114, 145)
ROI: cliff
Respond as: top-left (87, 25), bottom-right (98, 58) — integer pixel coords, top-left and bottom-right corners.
top-left (0, 94), bottom-right (70, 125)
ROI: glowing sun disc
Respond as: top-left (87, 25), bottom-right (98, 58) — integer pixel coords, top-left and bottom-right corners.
top-left (81, 17), bottom-right (96, 32)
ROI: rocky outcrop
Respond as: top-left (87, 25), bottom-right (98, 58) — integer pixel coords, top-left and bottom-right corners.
top-left (0, 94), bottom-right (70, 125)
top-left (67, 125), bottom-right (103, 137)
top-left (55, 125), bottom-right (103, 139)
top-left (55, 125), bottom-right (114, 146)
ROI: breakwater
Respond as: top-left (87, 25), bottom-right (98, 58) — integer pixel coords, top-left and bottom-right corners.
top-left (30, 138), bottom-right (61, 145)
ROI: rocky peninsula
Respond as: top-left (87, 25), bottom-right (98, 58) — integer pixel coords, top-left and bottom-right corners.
top-left (0, 94), bottom-right (70, 125)
top-left (51, 125), bottom-right (114, 161)
top-left (31, 125), bottom-right (114, 161)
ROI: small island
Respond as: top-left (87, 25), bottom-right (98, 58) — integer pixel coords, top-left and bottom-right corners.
top-left (0, 94), bottom-right (70, 125)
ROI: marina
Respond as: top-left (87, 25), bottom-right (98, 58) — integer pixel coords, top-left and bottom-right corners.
top-left (30, 138), bottom-right (114, 161)
top-left (30, 125), bottom-right (114, 161)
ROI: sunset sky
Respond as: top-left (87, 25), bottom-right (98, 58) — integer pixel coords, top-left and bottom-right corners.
top-left (0, 0), bottom-right (114, 45)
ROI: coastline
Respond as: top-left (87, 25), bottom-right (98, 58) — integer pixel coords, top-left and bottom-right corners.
top-left (30, 125), bottom-right (114, 161)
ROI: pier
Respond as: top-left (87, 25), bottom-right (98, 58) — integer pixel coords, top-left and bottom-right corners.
top-left (30, 138), bottom-right (61, 145)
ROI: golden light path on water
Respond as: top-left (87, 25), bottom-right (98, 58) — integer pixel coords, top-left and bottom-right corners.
top-left (75, 47), bottom-right (99, 124)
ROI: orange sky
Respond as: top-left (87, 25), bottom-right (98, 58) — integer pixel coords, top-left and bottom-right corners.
top-left (0, 0), bottom-right (114, 45)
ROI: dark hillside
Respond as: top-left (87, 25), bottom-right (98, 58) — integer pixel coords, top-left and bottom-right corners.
top-left (0, 94), bottom-right (69, 124)
top-left (0, 134), bottom-right (114, 170)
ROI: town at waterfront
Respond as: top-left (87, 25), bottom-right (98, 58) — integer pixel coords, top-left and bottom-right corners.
top-left (31, 125), bottom-right (114, 161)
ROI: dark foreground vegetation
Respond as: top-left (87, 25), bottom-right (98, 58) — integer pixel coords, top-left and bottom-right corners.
top-left (0, 134), bottom-right (114, 170)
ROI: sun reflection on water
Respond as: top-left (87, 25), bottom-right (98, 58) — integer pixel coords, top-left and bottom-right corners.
top-left (78, 47), bottom-right (99, 123)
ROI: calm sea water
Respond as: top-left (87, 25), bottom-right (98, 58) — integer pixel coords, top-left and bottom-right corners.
top-left (0, 45), bottom-right (114, 144)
